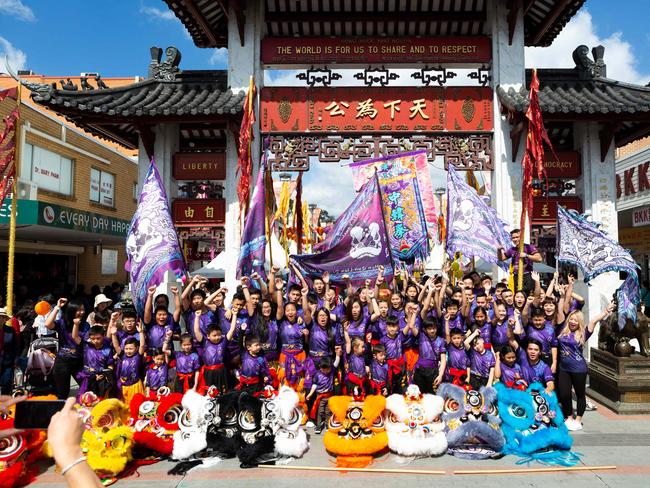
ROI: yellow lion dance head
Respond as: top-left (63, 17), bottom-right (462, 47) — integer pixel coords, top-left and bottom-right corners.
top-left (323, 395), bottom-right (387, 468)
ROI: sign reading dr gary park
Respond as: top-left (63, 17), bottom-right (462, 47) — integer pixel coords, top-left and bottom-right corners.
top-left (39, 203), bottom-right (130, 236)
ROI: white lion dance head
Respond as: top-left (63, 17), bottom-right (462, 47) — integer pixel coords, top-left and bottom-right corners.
top-left (385, 385), bottom-right (447, 457)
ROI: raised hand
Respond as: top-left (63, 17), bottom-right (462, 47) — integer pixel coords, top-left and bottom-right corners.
top-left (171, 286), bottom-right (179, 294)
top-left (57, 297), bottom-right (68, 308)
top-left (271, 265), bottom-right (280, 274)
top-left (322, 271), bottom-right (330, 284)
top-left (108, 324), bottom-right (118, 336)
top-left (148, 285), bottom-right (157, 295)
top-left (275, 277), bottom-right (285, 290)
top-left (366, 289), bottom-right (375, 300)
top-left (240, 276), bottom-right (251, 287)
top-left (195, 309), bottom-right (203, 317)
top-left (531, 271), bottom-right (540, 282)
top-left (73, 317), bottom-right (82, 327)
top-left (251, 271), bottom-right (260, 281)
top-left (110, 311), bottom-right (121, 322)
top-left (136, 321), bottom-right (143, 334)
top-left (301, 286), bottom-right (309, 296)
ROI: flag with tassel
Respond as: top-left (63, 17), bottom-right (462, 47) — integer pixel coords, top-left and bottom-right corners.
top-left (125, 160), bottom-right (187, 316)
top-left (237, 76), bottom-right (256, 225)
top-left (237, 149), bottom-right (268, 281)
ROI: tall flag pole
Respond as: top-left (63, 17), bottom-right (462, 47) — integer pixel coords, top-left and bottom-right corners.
top-left (237, 147), bottom-right (269, 280)
top-left (519, 69), bottom-right (552, 290)
top-left (237, 76), bottom-right (256, 230)
top-left (295, 173), bottom-right (303, 254)
top-left (125, 160), bottom-right (187, 316)
top-left (1, 84), bottom-right (20, 315)
top-left (264, 155), bottom-right (275, 269)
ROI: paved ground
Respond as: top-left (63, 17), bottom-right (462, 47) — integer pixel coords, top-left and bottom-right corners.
top-left (31, 396), bottom-right (650, 488)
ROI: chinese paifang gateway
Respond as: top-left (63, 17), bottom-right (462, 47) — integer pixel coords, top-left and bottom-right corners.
top-left (25, 0), bottom-right (650, 328)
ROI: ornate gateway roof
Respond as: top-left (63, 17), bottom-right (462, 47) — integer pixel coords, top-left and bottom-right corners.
top-left (163, 0), bottom-right (585, 48)
top-left (498, 45), bottom-right (650, 159)
top-left (24, 47), bottom-right (245, 149)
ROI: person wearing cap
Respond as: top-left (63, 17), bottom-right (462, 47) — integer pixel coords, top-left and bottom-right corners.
top-left (87, 294), bottom-right (113, 327)
top-left (0, 308), bottom-right (21, 395)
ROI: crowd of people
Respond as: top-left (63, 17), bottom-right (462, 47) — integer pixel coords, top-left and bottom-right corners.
top-left (0, 230), bottom-right (615, 439)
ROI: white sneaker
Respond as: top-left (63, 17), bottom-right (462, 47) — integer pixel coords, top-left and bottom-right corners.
top-left (306, 421), bottom-right (315, 428)
top-left (566, 418), bottom-right (583, 431)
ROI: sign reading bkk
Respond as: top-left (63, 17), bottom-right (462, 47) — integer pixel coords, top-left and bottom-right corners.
top-left (260, 87), bottom-right (493, 133)
top-left (261, 37), bottom-right (492, 65)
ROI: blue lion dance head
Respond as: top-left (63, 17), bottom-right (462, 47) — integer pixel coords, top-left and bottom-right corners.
top-left (494, 382), bottom-right (579, 466)
top-left (437, 383), bottom-right (505, 460)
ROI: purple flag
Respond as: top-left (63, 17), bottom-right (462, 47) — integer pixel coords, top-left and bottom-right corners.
top-left (446, 164), bottom-right (513, 270)
top-left (557, 206), bottom-right (640, 328)
top-left (237, 156), bottom-right (267, 281)
top-left (125, 160), bottom-right (186, 316)
top-left (290, 176), bottom-right (394, 286)
top-left (371, 151), bottom-right (430, 264)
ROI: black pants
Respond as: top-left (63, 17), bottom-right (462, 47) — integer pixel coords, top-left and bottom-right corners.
top-left (413, 367), bottom-right (437, 394)
top-left (52, 356), bottom-right (80, 399)
top-left (557, 370), bottom-right (587, 418)
top-left (469, 374), bottom-right (489, 390)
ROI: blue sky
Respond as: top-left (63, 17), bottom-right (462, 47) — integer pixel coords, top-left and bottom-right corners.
top-left (1, 0), bottom-right (648, 79)
top-left (1, 0), bottom-right (649, 215)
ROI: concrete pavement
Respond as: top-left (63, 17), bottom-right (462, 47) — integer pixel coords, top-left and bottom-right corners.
top-left (31, 397), bottom-right (650, 488)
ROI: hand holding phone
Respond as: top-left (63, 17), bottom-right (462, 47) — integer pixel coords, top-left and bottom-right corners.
top-left (14, 399), bottom-right (67, 430)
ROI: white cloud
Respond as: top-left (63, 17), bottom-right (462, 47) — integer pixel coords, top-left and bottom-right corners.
top-left (525, 10), bottom-right (650, 85)
top-left (0, 0), bottom-right (35, 22)
top-left (301, 162), bottom-right (356, 217)
top-left (140, 6), bottom-right (175, 21)
top-left (0, 36), bottom-right (26, 71)
top-left (209, 48), bottom-right (228, 67)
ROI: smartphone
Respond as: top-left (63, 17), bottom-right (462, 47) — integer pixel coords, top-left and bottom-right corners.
top-left (14, 400), bottom-right (66, 429)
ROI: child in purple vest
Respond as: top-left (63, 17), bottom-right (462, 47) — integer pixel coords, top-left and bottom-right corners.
top-left (111, 321), bottom-right (146, 405)
top-left (73, 324), bottom-right (114, 399)
top-left (164, 332), bottom-right (200, 393)
top-left (145, 347), bottom-right (169, 396)
top-left (237, 334), bottom-right (271, 395)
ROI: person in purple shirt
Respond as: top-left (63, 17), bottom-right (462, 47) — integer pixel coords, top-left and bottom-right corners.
top-left (145, 348), bottom-right (169, 395)
top-left (45, 298), bottom-right (86, 399)
top-left (370, 294), bottom-right (391, 340)
top-left (380, 314), bottom-right (414, 394)
top-left (369, 344), bottom-right (389, 396)
top-left (470, 306), bottom-right (492, 346)
top-left (111, 322), bottom-right (146, 406)
top-left (495, 345), bottom-right (525, 388)
top-left (490, 302), bottom-right (512, 349)
top-left (238, 334), bottom-right (271, 395)
top-left (344, 329), bottom-right (368, 395)
top-left (73, 324), bottom-right (115, 399)
top-left (413, 319), bottom-right (447, 394)
top-left (498, 228), bottom-right (542, 292)
top-left (557, 303), bottom-right (613, 431)
top-left (164, 332), bottom-right (200, 393)
top-left (306, 355), bottom-right (340, 433)
top-left (252, 299), bottom-right (280, 364)
top-left (444, 326), bottom-right (470, 385)
top-left (110, 309), bottom-right (142, 350)
top-left (144, 306), bottom-right (176, 352)
top-left (442, 300), bottom-right (466, 334)
top-left (520, 307), bottom-right (558, 371)
top-left (507, 323), bottom-right (554, 394)
top-left (344, 297), bottom-right (369, 341)
top-left (194, 309), bottom-right (236, 396)
top-left (221, 293), bottom-right (249, 365)
top-left (143, 285), bottom-right (182, 335)
top-left (465, 329), bottom-right (495, 389)
top-left (309, 308), bottom-right (339, 363)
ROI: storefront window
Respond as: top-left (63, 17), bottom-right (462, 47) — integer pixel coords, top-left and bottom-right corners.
top-left (22, 143), bottom-right (73, 195)
top-left (90, 167), bottom-right (115, 206)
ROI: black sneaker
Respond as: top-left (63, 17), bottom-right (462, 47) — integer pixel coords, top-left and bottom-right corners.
top-left (314, 423), bottom-right (323, 434)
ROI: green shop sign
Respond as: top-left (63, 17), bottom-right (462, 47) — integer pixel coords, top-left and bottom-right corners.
top-left (0, 200), bottom-right (130, 236)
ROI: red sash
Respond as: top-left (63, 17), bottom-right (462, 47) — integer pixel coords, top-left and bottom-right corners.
top-left (237, 375), bottom-right (260, 390)
top-left (369, 379), bottom-right (387, 396)
top-left (346, 372), bottom-right (366, 392)
top-left (197, 363), bottom-right (225, 395)
top-left (176, 371), bottom-right (194, 392)
top-left (309, 392), bottom-right (333, 419)
top-left (387, 357), bottom-right (405, 386)
top-left (505, 379), bottom-right (528, 391)
top-left (448, 367), bottom-right (468, 386)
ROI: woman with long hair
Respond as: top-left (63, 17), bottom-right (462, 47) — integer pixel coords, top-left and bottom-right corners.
top-left (557, 302), bottom-right (614, 431)
top-left (45, 298), bottom-right (87, 399)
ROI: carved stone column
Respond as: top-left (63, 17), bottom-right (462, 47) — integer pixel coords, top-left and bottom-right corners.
top-left (489, 0), bottom-right (526, 278)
